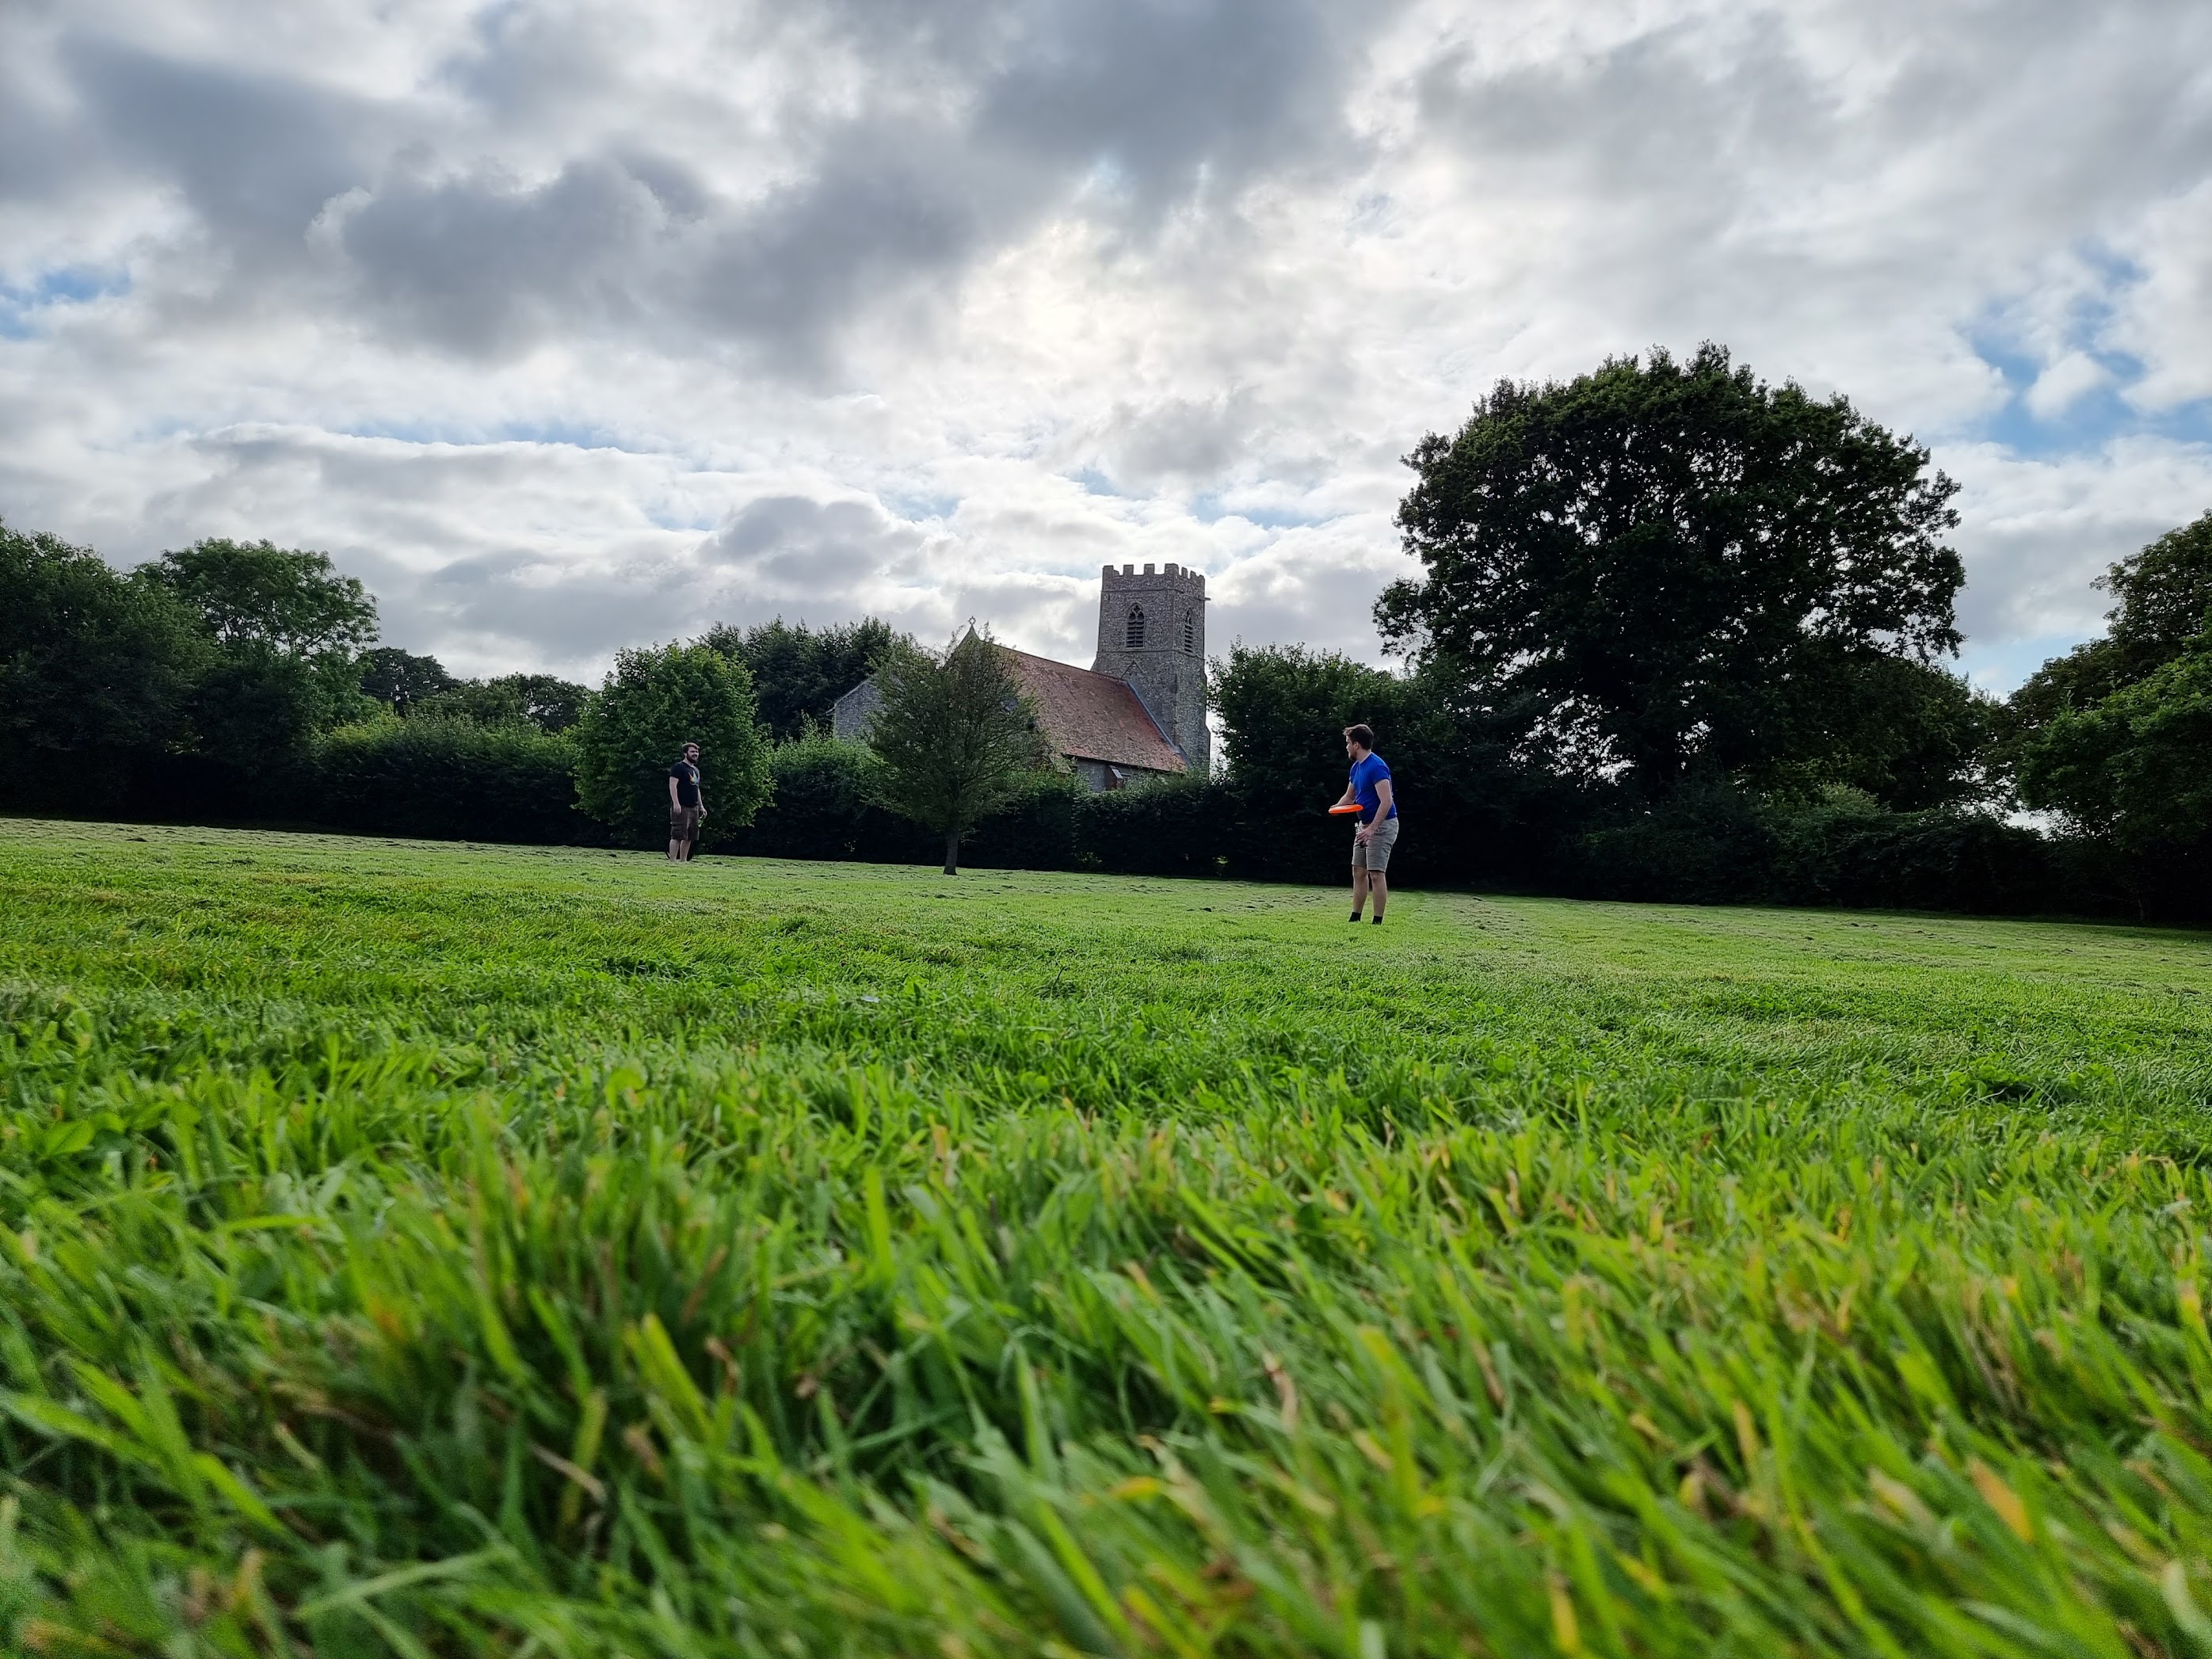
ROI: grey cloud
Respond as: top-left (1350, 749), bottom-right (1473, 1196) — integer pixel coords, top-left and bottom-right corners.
top-left (974, 0), bottom-right (1363, 212)
top-left (330, 158), bottom-right (677, 357)
top-left (686, 135), bottom-right (997, 366)
top-left (1094, 390), bottom-right (1265, 486)
top-left (700, 495), bottom-right (927, 593)
top-left (327, 0), bottom-right (1383, 365)
top-left (63, 36), bottom-right (369, 250)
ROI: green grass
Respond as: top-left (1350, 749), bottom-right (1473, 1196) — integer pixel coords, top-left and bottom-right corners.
top-left (2, 817), bottom-right (2211, 1657)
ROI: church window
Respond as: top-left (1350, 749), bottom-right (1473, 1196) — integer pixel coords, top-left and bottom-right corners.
top-left (1126, 605), bottom-right (1146, 649)
top-left (1182, 614), bottom-right (1196, 653)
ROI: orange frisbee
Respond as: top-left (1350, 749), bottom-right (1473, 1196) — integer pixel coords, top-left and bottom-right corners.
top-left (1328, 803), bottom-right (1362, 815)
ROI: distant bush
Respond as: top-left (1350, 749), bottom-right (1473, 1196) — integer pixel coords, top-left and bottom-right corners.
top-left (314, 718), bottom-right (597, 844)
top-left (1073, 774), bottom-right (1230, 877)
top-left (1763, 797), bottom-right (2056, 913)
top-left (1578, 783), bottom-right (2063, 914)
top-left (734, 732), bottom-right (925, 864)
top-left (1576, 781), bottom-right (1779, 905)
top-left (966, 772), bottom-right (1081, 871)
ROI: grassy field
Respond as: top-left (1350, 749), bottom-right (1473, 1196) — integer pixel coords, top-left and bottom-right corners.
top-left (3, 818), bottom-right (2211, 1657)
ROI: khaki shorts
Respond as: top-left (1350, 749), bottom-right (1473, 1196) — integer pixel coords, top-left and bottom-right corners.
top-left (669, 805), bottom-right (703, 845)
top-left (1352, 814), bottom-right (1398, 873)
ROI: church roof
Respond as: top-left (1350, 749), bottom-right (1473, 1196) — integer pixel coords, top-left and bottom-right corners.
top-left (1001, 648), bottom-right (1187, 774)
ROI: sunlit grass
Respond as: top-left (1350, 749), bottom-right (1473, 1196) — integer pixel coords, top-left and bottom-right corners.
top-left (2, 818), bottom-right (2210, 1656)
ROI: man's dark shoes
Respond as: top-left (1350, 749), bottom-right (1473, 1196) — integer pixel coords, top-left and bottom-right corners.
top-left (1371, 916), bottom-right (1383, 925)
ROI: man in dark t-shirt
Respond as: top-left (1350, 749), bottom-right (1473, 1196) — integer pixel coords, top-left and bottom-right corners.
top-left (666, 742), bottom-right (705, 861)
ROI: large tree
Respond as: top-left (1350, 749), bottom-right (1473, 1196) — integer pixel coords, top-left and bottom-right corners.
top-left (572, 643), bottom-right (772, 848)
top-left (139, 538), bottom-right (381, 772)
top-left (866, 630), bottom-right (1042, 875)
top-left (700, 617), bottom-right (900, 743)
top-left (360, 647), bottom-right (458, 714)
top-left (0, 521), bottom-right (208, 807)
top-left (1377, 345), bottom-right (1964, 797)
top-left (140, 538), bottom-right (378, 656)
top-left (2000, 509), bottom-right (2212, 770)
top-left (2008, 509), bottom-right (2212, 866)
top-left (2018, 639), bottom-right (2212, 853)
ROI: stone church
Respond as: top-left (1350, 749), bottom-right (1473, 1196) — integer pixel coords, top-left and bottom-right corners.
top-left (832, 563), bottom-right (1209, 791)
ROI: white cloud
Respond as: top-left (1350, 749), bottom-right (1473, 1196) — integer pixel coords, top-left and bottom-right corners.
top-left (2023, 351), bottom-right (2111, 420)
top-left (2, 0), bottom-right (2210, 692)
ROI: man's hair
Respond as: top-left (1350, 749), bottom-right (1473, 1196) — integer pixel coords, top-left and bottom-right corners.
top-left (1343, 723), bottom-right (1375, 749)
top-left (681, 741), bottom-right (700, 753)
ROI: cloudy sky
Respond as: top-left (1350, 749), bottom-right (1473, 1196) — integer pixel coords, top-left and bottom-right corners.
top-left (3, 0), bottom-right (2209, 689)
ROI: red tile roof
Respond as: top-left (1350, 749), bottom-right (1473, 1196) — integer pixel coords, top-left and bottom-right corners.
top-left (1001, 647), bottom-right (1186, 774)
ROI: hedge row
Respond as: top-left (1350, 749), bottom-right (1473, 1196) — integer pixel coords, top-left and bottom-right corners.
top-left (21, 719), bottom-right (2190, 921)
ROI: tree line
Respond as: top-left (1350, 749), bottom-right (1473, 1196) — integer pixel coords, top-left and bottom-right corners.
top-left (4, 343), bottom-right (2207, 917)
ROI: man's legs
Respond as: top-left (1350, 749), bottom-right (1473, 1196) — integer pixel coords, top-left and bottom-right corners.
top-left (1369, 871), bottom-right (1388, 920)
top-left (1350, 863), bottom-right (1371, 919)
top-left (668, 837), bottom-right (683, 861)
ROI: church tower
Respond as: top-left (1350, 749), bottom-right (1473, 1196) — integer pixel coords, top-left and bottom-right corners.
top-left (1092, 563), bottom-right (1209, 772)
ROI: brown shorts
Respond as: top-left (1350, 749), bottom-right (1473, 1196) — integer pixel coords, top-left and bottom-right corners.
top-left (669, 805), bottom-right (703, 844)
top-left (1352, 815), bottom-right (1398, 872)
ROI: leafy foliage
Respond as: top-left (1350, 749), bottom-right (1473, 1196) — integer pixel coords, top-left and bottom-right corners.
top-left (139, 537), bottom-right (378, 656)
top-left (2018, 639), bottom-right (2212, 851)
top-left (1, 826), bottom-right (2210, 1656)
top-left (315, 716), bottom-right (598, 844)
top-left (700, 616), bottom-right (901, 742)
top-left (2104, 509), bottom-right (2212, 664)
top-left (1769, 653), bottom-right (1996, 810)
top-left (734, 730), bottom-right (924, 863)
top-left (186, 646), bottom-right (370, 779)
top-left (0, 521), bottom-right (206, 805)
top-left (358, 646), bottom-right (457, 713)
top-left (1212, 643), bottom-right (1577, 887)
top-left (1578, 780), bottom-right (2054, 911)
top-left (1379, 345), bottom-right (1964, 796)
top-left (419, 672), bottom-right (591, 733)
top-left (866, 631), bottom-right (1043, 874)
top-left (572, 643), bottom-right (772, 848)
top-left (2004, 509), bottom-right (2212, 772)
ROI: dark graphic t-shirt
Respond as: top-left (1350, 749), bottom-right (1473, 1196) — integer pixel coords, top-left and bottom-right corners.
top-left (669, 761), bottom-right (701, 808)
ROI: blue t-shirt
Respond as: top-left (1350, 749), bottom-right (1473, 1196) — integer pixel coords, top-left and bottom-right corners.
top-left (1349, 752), bottom-right (1396, 823)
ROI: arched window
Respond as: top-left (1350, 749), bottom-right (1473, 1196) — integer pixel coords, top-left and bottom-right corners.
top-left (1126, 605), bottom-right (1146, 649)
top-left (1182, 614), bottom-right (1196, 653)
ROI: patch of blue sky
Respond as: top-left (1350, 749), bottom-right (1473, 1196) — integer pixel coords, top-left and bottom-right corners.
top-left (643, 506), bottom-right (720, 532)
top-left (490, 419), bottom-right (624, 450)
top-left (881, 490), bottom-right (960, 523)
top-left (1069, 465), bottom-right (1122, 498)
top-left (325, 418), bottom-right (640, 450)
top-left (0, 266), bottom-right (131, 339)
top-left (333, 418), bottom-right (471, 446)
top-left (1962, 255), bottom-right (2212, 458)
top-left (1957, 632), bottom-right (2090, 696)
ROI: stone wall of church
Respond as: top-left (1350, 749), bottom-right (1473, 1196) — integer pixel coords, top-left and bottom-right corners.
top-left (1089, 562), bottom-right (1209, 772)
top-left (830, 678), bottom-right (882, 742)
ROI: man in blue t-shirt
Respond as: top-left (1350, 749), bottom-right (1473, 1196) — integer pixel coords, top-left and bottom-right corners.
top-left (1333, 723), bottom-right (1398, 925)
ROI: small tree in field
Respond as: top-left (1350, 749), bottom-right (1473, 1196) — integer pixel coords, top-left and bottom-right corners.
top-left (574, 643), bottom-right (771, 848)
top-left (868, 628), bottom-right (1040, 874)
